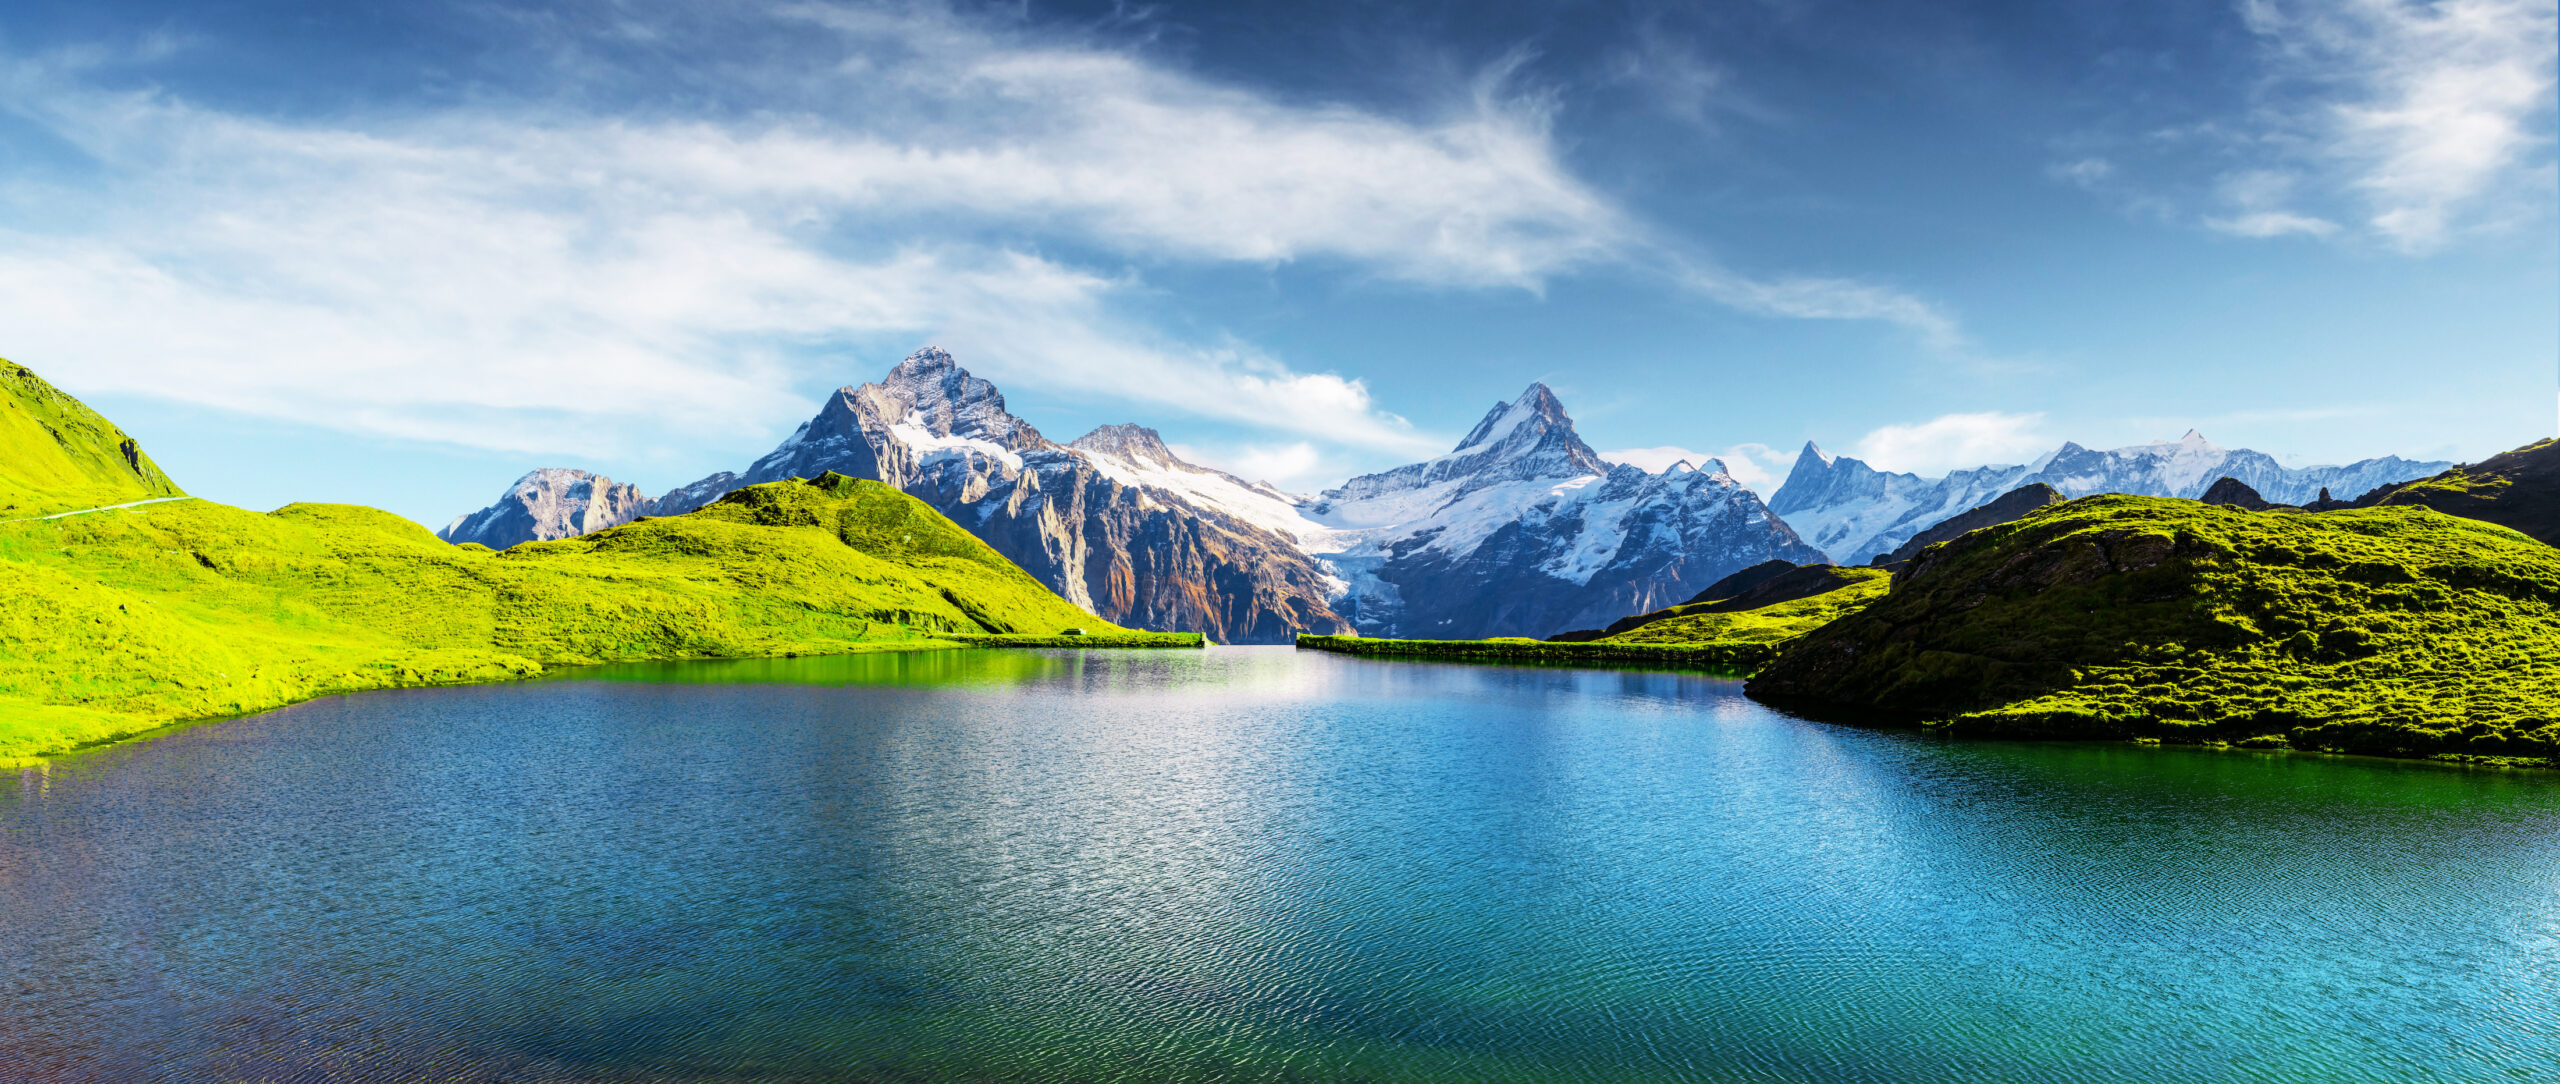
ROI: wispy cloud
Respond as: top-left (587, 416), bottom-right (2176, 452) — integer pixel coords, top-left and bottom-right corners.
top-left (1850, 411), bottom-right (2054, 475)
top-left (0, 0), bottom-right (1966, 465)
top-left (1165, 440), bottom-right (1337, 491)
top-left (2202, 168), bottom-right (2342, 236)
top-left (1674, 262), bottom-right (1967, 352)
top-left (2236, 0), bottom-right (2555, 250)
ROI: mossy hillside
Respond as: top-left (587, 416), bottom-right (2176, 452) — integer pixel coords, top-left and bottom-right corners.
top-left (0, 474), bottom-right (1123, 763)
top-left (2354, 438), bottom-right (2559, 546)
top-left (1599, 569), bottom-right (1891, 652)
top-left (1747, 495), bottom-right (2560, 764)
top-left (0, 358), bottom-right (185, 517)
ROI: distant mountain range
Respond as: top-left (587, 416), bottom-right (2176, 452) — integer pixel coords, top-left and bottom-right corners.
top-left (438, 348), bottom-right (2458, 640)
top-left (1769, 431), bottom-right (2451, 565)
top-left (1288, 386), bottom-right (1822, 638)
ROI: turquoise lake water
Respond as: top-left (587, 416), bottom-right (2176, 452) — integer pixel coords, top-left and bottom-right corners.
top-left (2, 646), bottom-right (2555, 1082)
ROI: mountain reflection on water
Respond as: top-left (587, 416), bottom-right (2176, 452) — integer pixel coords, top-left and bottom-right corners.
top-left (3, 646), bottom-right (2554, 1083)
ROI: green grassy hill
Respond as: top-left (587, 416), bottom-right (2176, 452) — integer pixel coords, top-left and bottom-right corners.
top-left (1747, 495), bottom-right (2560, 764)
top-left (0, 471), bottom-right (1142, 763)
top-left (1599, 568), bottom-right (1889, 651)
top-left (0, 360), bottom-right (1175, 763)
top-left (0, 359), bottom-right (184, 517)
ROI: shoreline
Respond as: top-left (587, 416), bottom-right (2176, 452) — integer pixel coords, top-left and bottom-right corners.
top-left (1297, 635), bottom-right (2558, 772)
top-left (1293, 633), bottom-right (1771, 671)
top-left (2, 632), bottom-right (1207, 768)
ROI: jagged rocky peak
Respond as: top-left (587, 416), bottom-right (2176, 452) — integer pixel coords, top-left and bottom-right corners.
top-left (1070, 423), bottom-right (1181, 467)
top-left (868, 346), bottom-right (1046, 449)
top-left (439, 468), bottom-right (648, 550)
top-left (1769, 440), bottom-right (1898, 516)
top-left (1449, 382), bottom-right (1609, 477)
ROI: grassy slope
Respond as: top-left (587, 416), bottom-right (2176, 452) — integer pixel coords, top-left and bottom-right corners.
top-left (1301, 569), bottom-right (1891, 672)
top-left (0, 359), bottom-right (185, 517)
top-left (2355, 438), bottom-right (2558, 545)
top-left (1747, 496), bottom-right (2560, 764)
top-left (0, 471), bottom-right (1157, 763)
top-left (1600, 568), bottom-right (1890, 648)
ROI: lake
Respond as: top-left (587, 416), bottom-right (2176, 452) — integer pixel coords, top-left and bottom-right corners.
top-left (3, 647), bottom-right (2555, 1082)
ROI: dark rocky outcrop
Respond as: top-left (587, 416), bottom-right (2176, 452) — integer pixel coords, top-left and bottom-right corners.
top-left (2198, 476), bottom-right (2293, 512)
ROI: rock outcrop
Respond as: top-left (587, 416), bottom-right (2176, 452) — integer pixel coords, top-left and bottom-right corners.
top-left (1769, 430), bottom-right (2450, 565)
top-left (2198, 476), bottom-right (2291, 512)
top-left (438, 469), bottom-right (649, 549)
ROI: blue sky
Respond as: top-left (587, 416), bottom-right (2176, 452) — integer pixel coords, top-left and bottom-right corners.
top-left (1, 0), bottom-right (2551, 528)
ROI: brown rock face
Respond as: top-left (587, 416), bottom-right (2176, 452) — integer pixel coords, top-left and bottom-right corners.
top-left (650, 348), bottom-right (1353, 643)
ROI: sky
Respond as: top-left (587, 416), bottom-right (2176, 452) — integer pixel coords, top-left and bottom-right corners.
top-left (0, 0), bottom-right (2551, 529)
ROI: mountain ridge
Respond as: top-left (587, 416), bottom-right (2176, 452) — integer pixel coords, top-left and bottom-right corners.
top-left (1770, 432), bottom-right (2450, 564)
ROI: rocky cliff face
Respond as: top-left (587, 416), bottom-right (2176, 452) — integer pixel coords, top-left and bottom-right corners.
top-left (1770, 431), bottom-right (2451, 565)
top-left (1299, 385), bottom-right (1825, 639)
top-left (649, 348), bottom-right (1354, 643)
top-left (438, 469), bottom-right (650, 549)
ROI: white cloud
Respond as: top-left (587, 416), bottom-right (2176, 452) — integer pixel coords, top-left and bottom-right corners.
top-left (1850, 411), bottom-right (2054, 475)
top-left (1166, 441), bottom-right (1335, 491)
top-left (2047, 156), bottom-right (2116, 188)
top-left (2204, 210), bottom-right (2342, 237)
top-left (2237, 0), bottom-right (2558, 251)
top-left (1675, 263), bottom-right (1966, 352)
top-left (0, 1), bottom-right (1967, 465)
top-left (1603, 442), bottom-right (1795, 495)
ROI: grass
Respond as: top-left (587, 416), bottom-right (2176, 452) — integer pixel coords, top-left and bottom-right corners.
top-left (1747, 495), bottom-right (2560, 765)
top-left (0, 467), bottom-right (1136, 765)
top-left (946, 632), bottom-right (1208, 648)
top-left (1599, 568), bottom-right (1890, 648)
top-left (0, 359), bottom-right (185, 518)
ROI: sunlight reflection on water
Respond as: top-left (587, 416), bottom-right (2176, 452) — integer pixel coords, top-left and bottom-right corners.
top-left (3, 646), bottom-right (2555, 1082)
